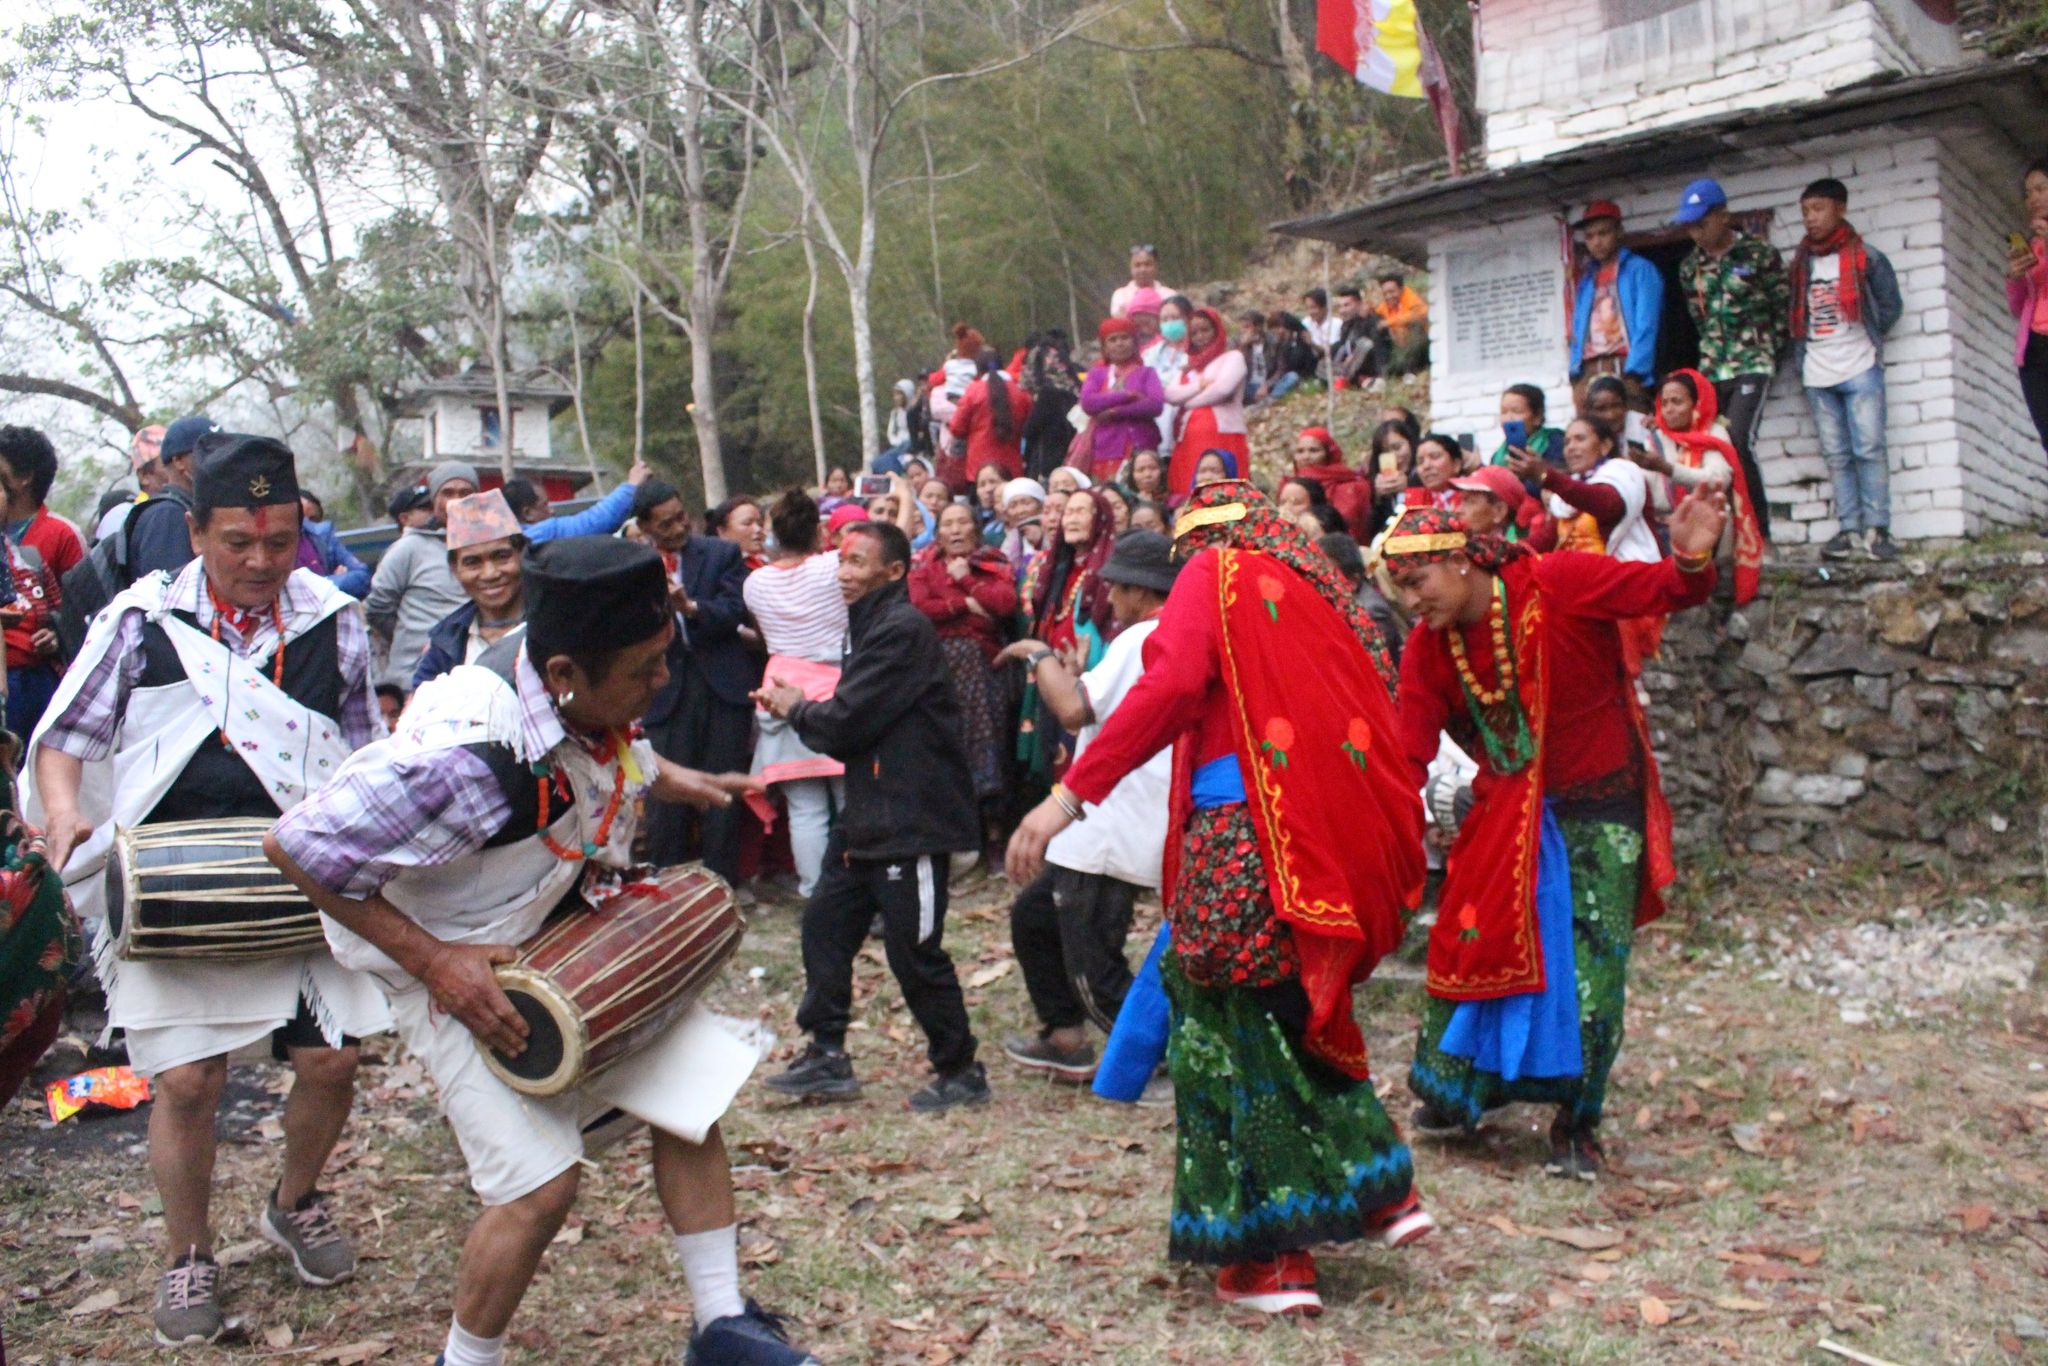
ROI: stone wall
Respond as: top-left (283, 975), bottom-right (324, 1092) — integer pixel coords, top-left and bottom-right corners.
top-left (1645, 546), bottom-right (2048, 876)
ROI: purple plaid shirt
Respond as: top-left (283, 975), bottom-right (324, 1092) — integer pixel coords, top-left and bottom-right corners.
top-left (272, 649), bottom-right (566, 899)
top-left (38, 562), bottom-right (380, 762)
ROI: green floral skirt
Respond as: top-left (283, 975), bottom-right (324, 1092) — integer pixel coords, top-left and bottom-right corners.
top-left (1163, 954), bottom-right (1414, 1265)
top-left (1408, 814), bottom-right (1642, 1131)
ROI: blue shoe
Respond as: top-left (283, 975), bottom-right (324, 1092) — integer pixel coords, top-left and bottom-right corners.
top-left (685, 1300), bottom-right (820, 1365)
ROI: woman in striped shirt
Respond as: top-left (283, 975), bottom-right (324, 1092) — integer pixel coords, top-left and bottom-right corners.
top-left (743, 490), bottom-right (850, 896)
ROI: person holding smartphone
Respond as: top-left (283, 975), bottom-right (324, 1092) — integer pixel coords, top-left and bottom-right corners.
top-left (2007, 156), bottom-right (2048, 462)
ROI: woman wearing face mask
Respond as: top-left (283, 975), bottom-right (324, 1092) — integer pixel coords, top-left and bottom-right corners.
top-left (1147, 295), bottom-right (1194, 450)
top-left (1081, 319), bottom-right (1167, 485)
top-left (1162, 306), bottom-right (1249, 499)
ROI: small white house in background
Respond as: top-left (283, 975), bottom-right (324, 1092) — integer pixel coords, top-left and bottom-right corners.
top-left (398, 367), bottom-right (574, 466)
top-left (1279, 1), bottom-right (2046, 543)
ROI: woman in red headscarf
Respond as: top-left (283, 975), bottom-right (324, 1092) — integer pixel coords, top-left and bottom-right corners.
top-left (1290, 426), bottom-right (1374, 540)
top-left (1381, 494), bottom-right (1725, 1180)
top-left (1079, 318), bottom-right (1167, 485)
top-left (1162, 307), bottom-right (1249, 498)
top-left (1642, 368), bottom-right (1761, 604)
top-left (1007, 479), bottom-right (1433, 1318)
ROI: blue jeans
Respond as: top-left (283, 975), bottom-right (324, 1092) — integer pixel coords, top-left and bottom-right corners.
top-left (5, 664), bottom-right (58, 740)
top-left (1805, 364), bottom-right (1889, 533)
top-left (1254, 371), bottom-right (1301, 406)
top-left (873, 443), bottom-right (910, 475)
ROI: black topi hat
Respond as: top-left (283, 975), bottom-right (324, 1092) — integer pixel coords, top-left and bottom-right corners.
top-left (191, 433), bottom-right (299, 513)
top-left (522, 535), bottom-right (670, 663)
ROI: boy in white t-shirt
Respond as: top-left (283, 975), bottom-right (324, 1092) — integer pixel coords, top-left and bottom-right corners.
top-left (994, 531), bottom-right (1181, 1081)
top-left (1791, 177), bottom-right (1903, 562)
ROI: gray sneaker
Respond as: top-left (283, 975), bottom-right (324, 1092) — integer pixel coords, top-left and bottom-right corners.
top-left (153, 1249), bottom-right (225, 1347)
top-left (259, 1189), bottom-right (356, 1286)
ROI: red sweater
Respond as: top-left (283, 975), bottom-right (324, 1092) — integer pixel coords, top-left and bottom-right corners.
top-left (1399, 552), bottom-right (1712, 799)
top-left (906, 547), bottom-right (1019, 662)
top-left (1063, 549), bottom-right (1236, 805)
top-left (947, 377), bottom-right (1032, 487)
top-left (6, 507), bottom-right (83, 667)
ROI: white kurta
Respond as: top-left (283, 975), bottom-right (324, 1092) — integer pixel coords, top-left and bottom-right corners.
top-left (21, 567), bottom-right (391, 1072)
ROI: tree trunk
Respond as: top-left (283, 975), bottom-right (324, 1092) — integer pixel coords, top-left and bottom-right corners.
top-left (799, 226), bottom-right (827, 484)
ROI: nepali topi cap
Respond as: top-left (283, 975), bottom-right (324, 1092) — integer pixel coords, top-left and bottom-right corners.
top-left (522, 535), bottom-right (669, 664)
top-left (445, 489), bottom-right (525, 552)
top-left (192, 433), bottom-right (299, 511)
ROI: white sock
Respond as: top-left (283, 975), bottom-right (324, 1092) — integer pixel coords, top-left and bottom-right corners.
top-left (442, 1317), bottom-right (505, 1366)
top-left (673, 1225), bottom-right (745, 1324)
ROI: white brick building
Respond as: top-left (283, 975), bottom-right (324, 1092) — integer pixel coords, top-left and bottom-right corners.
top-left (1279, 3), bottom-right (2046, 542)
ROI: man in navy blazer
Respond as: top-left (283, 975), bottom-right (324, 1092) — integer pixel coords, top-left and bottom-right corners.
top-left (634, 479), bottom-right (758, 880)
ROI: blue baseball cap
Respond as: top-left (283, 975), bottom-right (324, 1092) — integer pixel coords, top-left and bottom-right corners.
top-left (159, 415), bottom-right (221, 460)
top-left (1670, 178), bottom-right (1727, 226)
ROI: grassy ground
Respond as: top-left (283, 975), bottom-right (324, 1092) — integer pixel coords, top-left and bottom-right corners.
top-left (5, 865), bottom-right (2046, 1365)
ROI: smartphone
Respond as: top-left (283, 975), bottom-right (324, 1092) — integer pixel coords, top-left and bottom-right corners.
top-left (1378, 452), bottom-right (1400, 476)
top-left (1456, 433), bottom-right (1477, 455)
top-left (1624, 410), bottom-right (1651, 450)
top-left (1502, 419), bottom-right (1528, 451)
top-left (857, 474), bottom-right (890, 498)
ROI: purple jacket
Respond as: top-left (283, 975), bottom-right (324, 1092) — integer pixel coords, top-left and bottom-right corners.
top-left (1080, 362), bottom-right (1165, 475)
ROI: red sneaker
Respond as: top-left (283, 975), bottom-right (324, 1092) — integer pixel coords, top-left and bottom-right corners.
top-left (1364, 1191), bottom-right (1437, 1249)
top-left (1215, 1252), bottom-right (1322, 1317)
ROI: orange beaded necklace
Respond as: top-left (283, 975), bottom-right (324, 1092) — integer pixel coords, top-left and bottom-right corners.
top-left (1445, 577), bottom-right (1514, 705)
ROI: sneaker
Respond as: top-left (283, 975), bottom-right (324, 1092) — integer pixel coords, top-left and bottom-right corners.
top-left (1545, 1114), bottom-right (1576, 1178)
top-left (685, 1299), bottom-right (821, 1365)
top-left (1409, 1103), bottom-right (1465, 1138)
top-left (152, 1248), bottom-right (225, 1347)
top-left (1867, 528), bottom-right (1898, 563)
top-left (1365, 1191), bottom-right (1437, 1249)
top-left (259, 1188), bottom-right (356, 1286)
top-left (1002, 1032), bottom-right (1098, 1082)
top-left (761, 1042), bottom-right (862, 1100)
top-left (1216, 1252), bottom-right (1322, 1317)
top-left (907, 1060), bottom-right (991, 1113)
top-left (1568, 1126), bottom-right (1605, 1182)
top-left (1821, 530), bottom-right (1859, 560)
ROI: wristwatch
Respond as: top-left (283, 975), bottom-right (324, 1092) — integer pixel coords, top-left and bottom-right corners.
top-left (1023, 648), bottom-right (1055, 672)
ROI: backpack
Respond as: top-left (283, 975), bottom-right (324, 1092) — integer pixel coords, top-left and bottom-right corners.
top-left (54, 488), bottom-right (190, 666)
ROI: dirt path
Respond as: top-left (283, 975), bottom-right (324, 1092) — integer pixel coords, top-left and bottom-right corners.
top-left (6, 869), bottom-right (2044, 1364)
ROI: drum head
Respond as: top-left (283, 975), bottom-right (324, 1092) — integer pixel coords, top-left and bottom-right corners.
top-left (484, 969), bottom-right (584, 1096)
top-left (494, 994), bottom-right (567, 1084)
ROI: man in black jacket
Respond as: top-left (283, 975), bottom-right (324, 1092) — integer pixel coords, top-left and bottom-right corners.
top-left (752, 519), bottom-right (989, 1113)
top-left (635, 480), bottom-right (756, 881)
